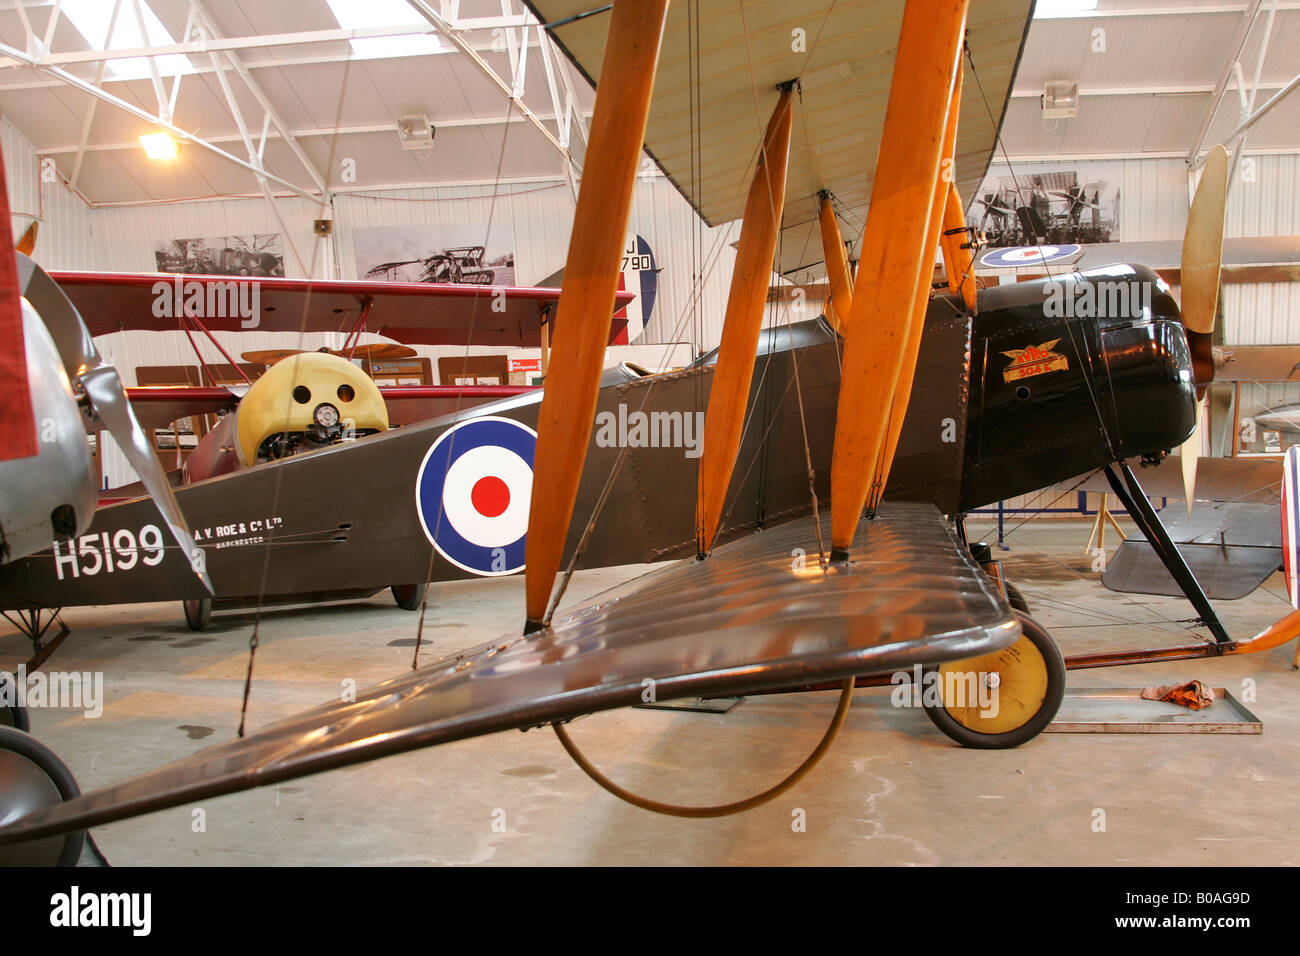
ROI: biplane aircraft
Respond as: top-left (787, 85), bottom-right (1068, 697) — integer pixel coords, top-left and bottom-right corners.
top-left (0, 270), bottom-right (633, 633)
top-left (3, 0), bottom-right (1300, 865)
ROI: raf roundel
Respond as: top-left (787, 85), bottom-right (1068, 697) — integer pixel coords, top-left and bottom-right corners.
top-left (979, 243), bottom-right (1081, 269)
top-left (415, 416), bottom-right (537, 576)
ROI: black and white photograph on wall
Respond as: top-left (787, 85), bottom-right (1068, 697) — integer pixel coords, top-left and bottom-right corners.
top-left (353, 221), bottom-right (516, 286)
top-left (970, 162), bottom-right (1122, 248)
top-left (154, 234), bottom-right (285, 276)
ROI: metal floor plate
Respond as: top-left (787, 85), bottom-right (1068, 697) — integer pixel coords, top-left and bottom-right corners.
top-left (1044, 687), bottom-right (1261, 734)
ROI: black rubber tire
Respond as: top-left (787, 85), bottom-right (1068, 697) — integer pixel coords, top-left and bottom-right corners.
top-left (0, 725), bottom-right (86, 866)
top-left (183, 597), bottom-right (212, 631)
top-left (0, 671), bottom-right (29, 732)
top-left (1005, 581), bottom-right (1030, 614)
top-left (391, 583), bottom-right (427, 611)
top-left (922, 612), bottom-right (1065, 750)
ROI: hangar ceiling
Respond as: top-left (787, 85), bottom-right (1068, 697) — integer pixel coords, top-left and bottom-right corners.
top-left (0, 0), bottom-right (596, 205)
top-left (1003, 0), bottom-right (1300, 163)
top-left (0, 1), bottom-right (1296, 210)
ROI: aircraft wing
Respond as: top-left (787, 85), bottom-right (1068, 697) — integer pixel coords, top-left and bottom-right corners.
top-left (1070, 235), bottom-right (1300, 274)
top-left (122, 386), bottom-right (241, 431)
top-left (529, 0), bottom-right (1034, 275)
top-left (1063, 456), bottom-right (1281, 504)
top-left (1214, 345), bottom-right (1300, 383)
top-left (1102, 501), bottom-right (1282, 601)
top-left (49, 272), bottom-right (634, 347)
top-left (0, 502), bottom-right (1018, 842)
top-left (379, 385), bottom-right (536, 425)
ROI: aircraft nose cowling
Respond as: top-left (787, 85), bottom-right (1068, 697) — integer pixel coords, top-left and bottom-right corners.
top-left (236, 352), bottom-right (389, 465)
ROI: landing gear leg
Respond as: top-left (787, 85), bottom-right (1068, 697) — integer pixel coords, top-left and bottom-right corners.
top-left (1, 607), bottom-right (69, 669)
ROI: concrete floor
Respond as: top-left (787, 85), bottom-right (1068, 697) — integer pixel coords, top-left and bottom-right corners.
top-left (4, 515), bottom-right (1298, 866)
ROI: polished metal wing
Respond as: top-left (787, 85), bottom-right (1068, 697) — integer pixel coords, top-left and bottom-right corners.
top-left (0, 502), bottom-right (1016, 843)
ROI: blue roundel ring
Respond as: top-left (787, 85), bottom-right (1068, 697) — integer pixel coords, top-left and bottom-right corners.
top-left (415, 416), bottom-right (537, 576)
top-left (979, 244), bottom-right (1081, 268)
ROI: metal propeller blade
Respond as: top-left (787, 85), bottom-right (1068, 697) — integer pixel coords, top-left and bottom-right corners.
top-left (16, 254), bottom-right (213, 594)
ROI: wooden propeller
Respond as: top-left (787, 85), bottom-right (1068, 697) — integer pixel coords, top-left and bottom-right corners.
top-left (15, 221), bottom-right (37, 255)
top-left (1180, 143), bottom-right (1229, 513)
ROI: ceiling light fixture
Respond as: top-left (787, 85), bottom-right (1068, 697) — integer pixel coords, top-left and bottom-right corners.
top-left (395, 114), bottom-right (435, 151)
top-left (139, 131), bottom-right (180, 161)
top-left (1041, 81), bottom-right (1079, 119)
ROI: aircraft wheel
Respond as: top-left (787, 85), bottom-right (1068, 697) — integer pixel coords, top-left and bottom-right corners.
top-left (183, 597), bottom-right (212, 631)
top-left (0, 726), bottom-right (85, 866)
top-left (0, 672), bottom-right (29, 732)
top-left (391, 583), bottom-right (427, 611)
top-left (922, 613), bottom-right (1065, 749)
top-left (1005, 581), bottom-right (1029, 614)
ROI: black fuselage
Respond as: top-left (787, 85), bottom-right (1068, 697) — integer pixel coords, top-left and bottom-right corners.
top-left (0, 264), bottom-right (1196, 611)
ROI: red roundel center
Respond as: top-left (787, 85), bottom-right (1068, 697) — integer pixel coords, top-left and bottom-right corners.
top-left (471, 476), bottom-right (510, 518)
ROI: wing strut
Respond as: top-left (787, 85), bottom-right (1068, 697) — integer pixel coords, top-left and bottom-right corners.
top-left (829, 0), bottom-right (969, 559)
top-left (523, 0), bottom-right (670, 631)
top-left (877, 60), bottom-right (965, 505)
top-left (939, 188), bottom-right (979, 312)
top-left (816, 191), bottom-right (853, 336)
top-left (696, 84), bottom-right (796, 555)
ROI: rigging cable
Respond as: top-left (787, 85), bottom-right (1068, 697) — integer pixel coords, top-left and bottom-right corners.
top-left (552, 677), bottom-right (852, 818)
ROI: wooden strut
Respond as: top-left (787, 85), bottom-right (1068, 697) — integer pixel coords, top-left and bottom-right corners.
top-left (523, 0), bottom-right (670, 630)
top-left (816, 192), bottom-right (853, 336)
top-left (696, 85), bottom-right (796, 555)
top-left (875, 59), bottom-right (964, 506)
top-left (939, 185), bottom-right (978, 312)
top-left (829, 0), bottom-right (969, 557)
top-left (1083, 492), bottom-right (1125, 556)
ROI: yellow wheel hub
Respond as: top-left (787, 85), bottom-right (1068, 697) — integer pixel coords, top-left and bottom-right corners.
top-left (936, 634), bottom-right (1049, 735)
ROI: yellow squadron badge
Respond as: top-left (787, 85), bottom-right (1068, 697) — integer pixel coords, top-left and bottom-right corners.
top-left (1001, 339), bottom-right (1069, 383)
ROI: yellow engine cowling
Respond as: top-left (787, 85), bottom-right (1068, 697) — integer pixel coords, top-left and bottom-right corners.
top-left (236, 351), bottom-right (389, 465)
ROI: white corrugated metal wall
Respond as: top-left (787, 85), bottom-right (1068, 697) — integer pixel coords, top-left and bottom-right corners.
top-left (8, 113), bottom-right (1300, 488)
top-left (1224, 154), bottom-right (1300, 345)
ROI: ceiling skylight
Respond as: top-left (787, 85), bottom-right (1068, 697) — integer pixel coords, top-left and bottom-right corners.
top-left (325, 0), bottom-right (443, 59)
top-left (1034, 0), bottom-right (1100, 17)
top-left (62, 0), bottom-right (195, 79)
